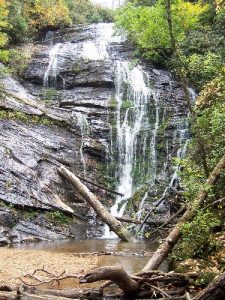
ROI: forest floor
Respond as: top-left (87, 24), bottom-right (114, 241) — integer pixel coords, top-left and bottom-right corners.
top-left (0, 248), bottom-right (100, 289)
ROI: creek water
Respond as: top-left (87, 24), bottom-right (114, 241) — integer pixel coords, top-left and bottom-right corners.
top-left (16, 238), bottom-right (168, 274)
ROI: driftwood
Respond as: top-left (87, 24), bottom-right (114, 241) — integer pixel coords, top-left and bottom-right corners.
top-left (20, 286), bottom-right (103, 299)
top-left (19, 266), bottom-right (201, 299)
top-left (80, 266), bottom-right (139, 296)
top-left (79, 267), bottom-right (197, 299)
top-left (194, 271), bottom-right (225, 300)
top-left (73, 250), bottom-right (151, 257)
top-left (143, 154), bottom-right (225, 271)
top-left (58, 166), bottom-right (133, 242)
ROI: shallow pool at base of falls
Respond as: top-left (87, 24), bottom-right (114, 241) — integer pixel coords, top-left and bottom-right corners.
top-left (13, 238), bottom-right (168, 275)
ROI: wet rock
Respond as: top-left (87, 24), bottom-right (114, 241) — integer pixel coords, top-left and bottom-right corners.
top-left (0, 118), bottom-right (81, 212)
top-left (59, 87), bottom-right (112, 109)
top-left (0, 208), bottom-right (15, 228)
top-left (0, 226), bottom-right (11, 244)
top-left (84, 138), bottom-right (107, 160)
top-left (23, 45), bottom-right (114, 88)
top-left (0, 21), bottom-right (190, 243)
top-left (11, 221), bottom-right (69, 243)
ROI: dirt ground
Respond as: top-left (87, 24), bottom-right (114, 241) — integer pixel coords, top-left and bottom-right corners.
top-left (0, 248), bottom-right (99, 288)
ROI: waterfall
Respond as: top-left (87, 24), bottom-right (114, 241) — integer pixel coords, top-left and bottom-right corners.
top-left (104, 61), bottom-right (162, 237)
top-left (110, 62), bottom-right (160, 217)
top-left (40, 21), bottom-right (190, 239)
top-left (43, 43), bottom-right (61, 87)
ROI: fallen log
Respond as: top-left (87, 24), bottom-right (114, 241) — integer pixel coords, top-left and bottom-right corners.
top-left (58, 166), bottom-right (134, 242)
top-left (194, 271), bottom-right (225, 300)
top-left (80, 266), bottom-right (139, 296)
top-left (20, 286), bottom-right (103, 299)
top-left (73, 250), bottom-right (151, 257)
top-left (41, 157), bottom-right (123, 197)
top-left (75, 174), bottom-right (124, 197)
top-left (143, 154), bottom-right (225, 271)
top-left (20, 266), bottom-right (198, 299)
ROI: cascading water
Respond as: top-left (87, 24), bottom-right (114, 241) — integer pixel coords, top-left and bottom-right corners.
top-left (42, 23), bottom-right (119, 176)
top-left (169, 116), bottom-right (190, 188)
top-left (104, 61), bottom-right (163, 237)
top-left (110, 62), bottom-right (160, 218)
top-left (43, 43), bottom-right (61, 87)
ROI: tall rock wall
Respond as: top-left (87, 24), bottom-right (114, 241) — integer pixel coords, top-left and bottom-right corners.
top-left (0, 23), bottom-right (189, 243)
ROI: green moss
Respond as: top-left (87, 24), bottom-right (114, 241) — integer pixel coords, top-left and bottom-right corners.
top-left (121, 99), bottom-right (133, 109)
top-left (45, 210), bottom-right (72, 225)
top-left (171, 210), bottom-right (220, 261)
top-left (71, 64), bottom-right (81, 73)
top-left (127, 185), bottom-right (149, 212)
top-left (197, 271), bottom-right (218, 287)
top-left (40, 87), bottom-right (59, 103)
top-left (0, 109), bottom-right (66, 127)
top-left (0, 199), bottom-right (72, 225)
top-left (109, 98), bottom-right (117, 108)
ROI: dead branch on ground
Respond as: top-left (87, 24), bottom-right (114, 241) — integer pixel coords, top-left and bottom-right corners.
top-left (20, 267), bottom-right (80, 287)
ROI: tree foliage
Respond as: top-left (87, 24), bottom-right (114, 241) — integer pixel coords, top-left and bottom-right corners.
top-left (0, 0), bottom-right (114, 63)
top-left (23, 0), bottom-right (72, 31)
top-left (0, 0), bottom-right (9, 62)
top-left (115, 0), bottom-right (225, 89)
top-left (115, 0), bottom-right (208, 63)
top-left (116, 0), bottom-right (225, 264)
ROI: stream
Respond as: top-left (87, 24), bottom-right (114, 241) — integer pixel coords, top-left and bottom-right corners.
top-left (15, 238), bottom-right (168, 274)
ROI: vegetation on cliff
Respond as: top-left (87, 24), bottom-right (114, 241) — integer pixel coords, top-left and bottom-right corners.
top-left (115, 0), bottom-right (224, 90)
top-left (115, 0), bottom-right (225, 283)
top-left (0, 0), bottom-right (113, 63)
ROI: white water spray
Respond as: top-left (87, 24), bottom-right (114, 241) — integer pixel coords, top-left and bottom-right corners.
top-left (43, 43), bottom-right (61, 87)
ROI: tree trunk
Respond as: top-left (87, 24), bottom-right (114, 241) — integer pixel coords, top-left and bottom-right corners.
top-left (21, 286), bottom-right (102, 300)
top-left (164, 0), bottom-right (209, 177)
top-left (80, 266), bottom-right (139, 296)
top-left (143, 154), bottom-right (225, 271)
top-left (194, 271), bottom-right (225, 300)
top-left (58, 166), bottom-right (133, 242)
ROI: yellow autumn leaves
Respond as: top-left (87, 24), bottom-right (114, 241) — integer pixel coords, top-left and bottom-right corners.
top-left (23, 0), bottom-right (72, 30)
top-left (0, 0), bottom-right (8, 47)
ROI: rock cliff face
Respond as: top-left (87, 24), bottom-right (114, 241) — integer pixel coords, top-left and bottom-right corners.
top-left (0, 23), bottom-right (189, 243)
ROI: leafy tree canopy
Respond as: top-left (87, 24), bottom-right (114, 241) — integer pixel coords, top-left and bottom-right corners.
top-left (115, 0), bottom-right (208, 62)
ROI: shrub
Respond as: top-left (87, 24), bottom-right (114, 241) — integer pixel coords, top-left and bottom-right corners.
top-left (174, 210), bottom-right (220, 259)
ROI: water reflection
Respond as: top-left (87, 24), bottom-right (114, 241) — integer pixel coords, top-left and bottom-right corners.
top-left (15, 238), bottom-right (168, 274)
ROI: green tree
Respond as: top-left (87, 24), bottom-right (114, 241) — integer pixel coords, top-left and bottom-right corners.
top-left (115, 0), bottom-right (208, 63)
top-left (0, 0), bottom-right (9, 62)
top-left (6, 0), bottom-right (29, 43)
